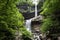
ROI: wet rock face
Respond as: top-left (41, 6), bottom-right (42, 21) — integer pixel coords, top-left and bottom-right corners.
top-left (17, 5), bottom-right (40, 20)
top-left (22, 12), bottom-right (40, 20)
top-left (31, 21), bottom-right (41, 33)
top-left (16, 1), bottom-right (43, 20)
top-left (23, 12), bottom-right (35, 20)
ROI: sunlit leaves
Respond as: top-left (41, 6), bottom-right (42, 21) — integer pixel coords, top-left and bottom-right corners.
top-left (0, 0), bottom-right (24, 39)
top-left (40, 0), bottom-right (60, 33)
top-left (40, 18), bottom-right (53, 33)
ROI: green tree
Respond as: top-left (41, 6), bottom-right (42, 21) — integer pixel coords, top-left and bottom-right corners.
top-left (0, 0), bottom-right (24, 40)
top-left (40, 0), bottom-right (60, 33)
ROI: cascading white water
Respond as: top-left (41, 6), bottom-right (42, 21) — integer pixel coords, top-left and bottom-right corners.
top-left (25, 0), bottom-right (42, 40)
top-left (25, 19), bottom-right (41, 40)
top-left (25, 0), bottom-right (39, 32)
top-left (32, 0), bottom-right (41, 40)
top-left (35, 2), bottom-right (38, 17)
top-left (25, 19), bottom-right (32, 32)
top-left (32, 0), bottom-right (39, 17)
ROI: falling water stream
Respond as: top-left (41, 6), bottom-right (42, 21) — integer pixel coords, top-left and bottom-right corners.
top-left (35, 3), bottom-right (37, 17)
top-left (25, 0), bottom-right (41, 40)
top-left (25, 19), bottom-right (41, 40)
top-left (25, 19), bottom-right (32, 32)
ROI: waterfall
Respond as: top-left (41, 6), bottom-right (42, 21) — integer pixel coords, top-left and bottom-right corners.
top-left (35, 3), bottom-right (37, 17)
top-left (32, 0), bottom-right (39, 17)
top-left (25, 0), bottom-right (42, 40)
top-left (25, 19), bottom-right (32, 32)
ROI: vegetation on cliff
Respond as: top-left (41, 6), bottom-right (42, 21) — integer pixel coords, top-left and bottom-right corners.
top-left (0, 0), bottom-right (31, 40)
top-left (40, 0), bottom-right (60, 33)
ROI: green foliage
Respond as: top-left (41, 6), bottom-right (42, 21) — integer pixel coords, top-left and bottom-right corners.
top-left (0, 0), bottom-right (32, 40)
top-left (0, 0), bottom-right (25, 40)
top-left (19, 27), bottom-right (32, 40)
top-left (40, 0), bottom-right (60, 33)
top-left (40, 18), bottom-right (53, 33)
top-left (20, 27), bottom-right (32, 38)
